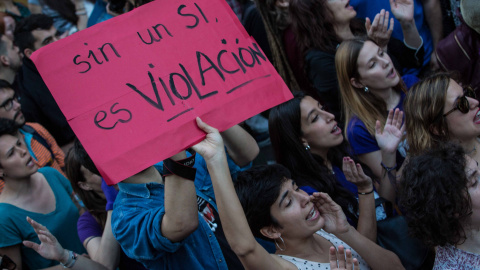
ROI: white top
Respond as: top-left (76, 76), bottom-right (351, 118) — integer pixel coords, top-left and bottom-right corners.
top-left (277, 230), bottom-right (370, 270)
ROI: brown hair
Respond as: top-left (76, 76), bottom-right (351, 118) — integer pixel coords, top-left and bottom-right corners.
top-left (404, 73), bottom-right (453, 156)
top-left (289, 0), bottom-right (365, 54)
top-left (336, 38), bottom-right (405, 136)
top-left (65, 148), bottom-right (107, 228)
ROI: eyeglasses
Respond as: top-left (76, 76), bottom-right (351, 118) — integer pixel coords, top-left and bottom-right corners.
top-left (443, 86), bottom-right (476, 117)
top-left (0, 96), bottom-right (17, 111)
top-left (0, 254), bottom-right (16, 270)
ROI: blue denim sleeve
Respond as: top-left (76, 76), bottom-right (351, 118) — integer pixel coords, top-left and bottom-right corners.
top-left (111, 191), bottom-right (187, 261)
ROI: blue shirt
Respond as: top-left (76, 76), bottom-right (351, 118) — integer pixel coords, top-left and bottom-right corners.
top-left (350, 0), bottom-right (433, 75)
top-left (112, 152), bottom-right (249, 270)
top-left (347, 92), bottom-right (405, 156)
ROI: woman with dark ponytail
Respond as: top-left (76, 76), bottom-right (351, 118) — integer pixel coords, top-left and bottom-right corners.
top-left (269, 92), bottom-right (404, 241)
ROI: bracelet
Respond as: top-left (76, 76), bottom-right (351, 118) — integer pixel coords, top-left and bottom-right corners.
top-left (358, 189), bottom-right (374, 195)
top-left (60, 250), bottom-right (78, 268)
top-left (162, 155), bottom-right (196, 181)
top-left (380, 162), bottom-right (397, 173)
top-left (75, 11), bottom-right (87, 15)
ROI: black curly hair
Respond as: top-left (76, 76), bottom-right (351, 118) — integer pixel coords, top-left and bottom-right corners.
top-left (399, 143), bottom-right (473, 247)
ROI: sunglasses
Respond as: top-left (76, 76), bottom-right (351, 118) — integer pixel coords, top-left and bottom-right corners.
top-left (0, 255), bottom-right (16, 270)
top-left (443, 86), bottom-right (476, 117)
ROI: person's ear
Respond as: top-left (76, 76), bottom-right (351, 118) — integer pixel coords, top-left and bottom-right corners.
top-left (260, 225), bottom-right (281, 240)
top-left (0, 54), bottom-right (9, 66)
top-left (24, 48), bottom-right (33, 59)
top-left (78, 181), bottom-right (92, 191)
top-left (350, 77), bottom-right (363, 89)
top-left (300, 138), bottom-right (309, 149)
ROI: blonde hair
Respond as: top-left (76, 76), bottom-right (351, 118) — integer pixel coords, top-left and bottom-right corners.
top-left (404, 73), bottom-right (452, 156)
top-left (336, 38), bottom-right (405, 137)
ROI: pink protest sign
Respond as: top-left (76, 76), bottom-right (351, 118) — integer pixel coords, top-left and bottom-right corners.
top-left (31, 0), bottom-right (292, 184)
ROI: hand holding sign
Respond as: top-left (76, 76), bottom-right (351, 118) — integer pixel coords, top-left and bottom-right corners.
top-left (31, 0), bottom-right (292, 184)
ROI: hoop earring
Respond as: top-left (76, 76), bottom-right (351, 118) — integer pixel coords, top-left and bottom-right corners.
top-left (364, 86), bottom-right (369, 92)
top-left (305, 144), bottom-right (311, 151)
top-left (275, 236), bottom-right (286, 251)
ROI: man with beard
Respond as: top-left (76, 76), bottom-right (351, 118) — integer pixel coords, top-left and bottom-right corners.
top-left (0, 80), bottom-right (65, 192)
top-left (14, 14), bottom-right (75, 153)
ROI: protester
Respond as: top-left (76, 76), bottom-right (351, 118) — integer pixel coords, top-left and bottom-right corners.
top-left (190, 117), bottom-right (403, 270)
top-left (28, 0), bottom-right (88, 35)
top-left (0, 82), bottom-right (65, 174)
top-left (106, 124), bottom-right (258, 269)
top-left (14, 14), bottom-right (75, 153)
top-left (0, 120), bottom-right (85, 268)
top-left (289, 0), bottom-right (423, 122)
top-left (350, 0), bottom-right (441, 73)
top-left (269, 92), bottom-right (407, 239)
top-left (0, 12), bottom-right (15, 40)
top-left (404, 72), bottom-right (480, 162)
top-left (0, 0), bottom-right (30, 23)
top-left (336, 38), bottom-right (406, 202)
top-left (24, 216), bottom-right (108, 270)
top-left (65, 140), bottom-right (146, 269)
top-left (400, 143), bottom-right (480, 268)
top-left (435, 0), bottom-right (480, 96)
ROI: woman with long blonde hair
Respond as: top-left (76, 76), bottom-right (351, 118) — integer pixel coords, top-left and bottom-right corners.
top-left (336, 38), bottom-right (406, 202)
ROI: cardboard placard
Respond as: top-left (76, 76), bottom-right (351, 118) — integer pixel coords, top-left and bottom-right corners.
top-left (32, 0), bottom-right (292, 184)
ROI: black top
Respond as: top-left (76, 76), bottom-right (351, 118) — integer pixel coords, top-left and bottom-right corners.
top-left (17, 57), bottom-right (75, 146)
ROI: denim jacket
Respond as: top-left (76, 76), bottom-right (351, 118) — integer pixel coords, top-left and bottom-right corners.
top-left (111, 152), bottom-right (249, 269)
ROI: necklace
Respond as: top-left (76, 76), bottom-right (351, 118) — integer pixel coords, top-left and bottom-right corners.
top-left (467, 145), bottom-right (477, 155)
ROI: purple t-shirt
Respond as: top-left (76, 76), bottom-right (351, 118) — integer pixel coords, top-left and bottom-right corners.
top-left (77, 211), bottom-right (103, 244)
top-left (77, 211), bottom-right (147, 270)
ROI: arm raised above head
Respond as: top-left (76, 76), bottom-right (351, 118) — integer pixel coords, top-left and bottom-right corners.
top-left (193, 118), bottom-right (293, 270)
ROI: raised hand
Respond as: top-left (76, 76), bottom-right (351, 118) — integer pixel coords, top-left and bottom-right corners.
top-left (191, 117), bottom-right (225, 163)
top-left (342, 157), bottom-right (373, 192)
top-left (366, 9), bottom-right (394, 49)
top-left (375, 108), bottom-right (405, 154)
top-left (310, 192), bottom-right (350, 235)
top-left (330, 246), bottom-right (360, 270)
top-left (23, 217), bottom-right (66, 262)
top-left (389, 0), bottom-right (414, 23)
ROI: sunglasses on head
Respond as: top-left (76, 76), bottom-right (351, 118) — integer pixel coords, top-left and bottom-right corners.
top-left (0, 254), bottom-right (16, 270)
top-left (443, 86), bottom-right (476, 117)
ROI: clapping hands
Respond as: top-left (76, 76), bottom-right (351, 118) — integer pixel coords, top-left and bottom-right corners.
top-left (375, 108), bottom-right (405, 154)
top-left (366, 9), bottom-right (394, 50)
top-left (389, 0), bottom-right (414, 23)
top-left (342, 157), bottom-right (373, 193)
top-left (23, 217), bottom-right (66, 262)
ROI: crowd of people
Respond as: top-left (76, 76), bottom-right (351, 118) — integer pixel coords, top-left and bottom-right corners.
top-left (0, 0), bottom-right (478, 269)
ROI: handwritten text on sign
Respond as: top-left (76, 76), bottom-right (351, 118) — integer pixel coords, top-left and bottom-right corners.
top-left (31, 0), bottom-right (292, 184)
